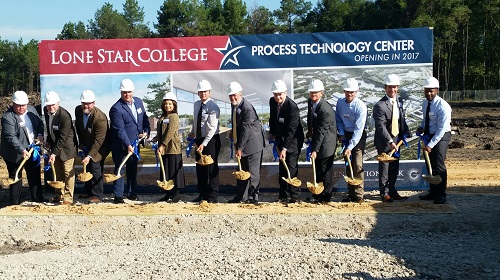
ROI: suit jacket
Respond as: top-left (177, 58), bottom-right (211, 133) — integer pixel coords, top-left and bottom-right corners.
top-left (109, 96), bottom-right (150, 152)
top-left (1, 105), bottom-right (44, 163)
top-left (232, 98), bottom-right (264, 157)
top-left (75, 105), bottom-right (109, 162)
top-left (373, 95), bottom-right (410, 153)
top-left (269, 97), bottom-right (304, 154)
top-left (307, 98), bottom-right (337, 159)
top-left (44, 106), bottom-right (78, 161)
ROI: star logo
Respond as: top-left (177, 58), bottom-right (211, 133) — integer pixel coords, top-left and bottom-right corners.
top-left (214, 38), bottom-right (245, 69)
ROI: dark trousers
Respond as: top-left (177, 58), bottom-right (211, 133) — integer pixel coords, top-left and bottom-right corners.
top-left (235, 150), bottom-right (263, 201)
top-left (195, 134), bottom-right (221, 201)
top-left (5, 155), bottom-right (43, 205)
top-left (278, 151), bottom-right (300, 199)
top-left (378, 159), bottom-right (400, 197)
top-left (427, 132), bottom-right (451, 198)
top-left (112, 149), bottom-right (139, 198)
top-left (313, 155), bottom-right (334, 202)
top-left (84, 159), bottom-right (104, 200)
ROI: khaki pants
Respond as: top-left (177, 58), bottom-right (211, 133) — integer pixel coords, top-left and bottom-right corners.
top-left (54, 157), bottom-right (76, 203)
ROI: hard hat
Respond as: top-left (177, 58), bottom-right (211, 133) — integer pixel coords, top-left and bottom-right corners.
top-left (343, 78), bottom-right (359, 91)
top-left (12, 91), bottom-right (29, 105)
top-left (120, 79), bottom-right (135, 91)
top-left (45, 91), bottom-right (60, 106)
top-left (271, 80), bottom-right (287, 93)
top-left (227, 82), bottom-right (243, 95)
top-left (162, 92), bottom-right (177, 102)
top-left (384, 74), bottom-right (400, 86)
top-left (80, 90), bottom-right (96, 103)
top-left (423, 77), bottom-right (440, 89)
top-left (308, 79), bottom-right (324, 92)
top-left (197, 80), bottom-right (212, 92)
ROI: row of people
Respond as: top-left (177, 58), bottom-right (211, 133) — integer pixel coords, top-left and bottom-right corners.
top-left (1, 74), bottom-right (450, 206)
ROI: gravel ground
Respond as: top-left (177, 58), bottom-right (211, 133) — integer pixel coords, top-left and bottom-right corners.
top-left (0, 190), bottom-right (499, 280)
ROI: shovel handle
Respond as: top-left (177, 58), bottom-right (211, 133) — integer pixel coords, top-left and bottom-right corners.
top-left (50, 161), bottom-right (57, 181)
top-left (237, 156), bottom-right (243, 171)
top-left (423, 150), bottom-right (433, 175)
top-left (14, 147), bottom-right (34, 181)
top-left (157, 150), bottom-right (167, 183)
top-left (345, 155), bottom-right (354, 180)
top-left (388, 140), bottom-right (404, 157)
top-left (116, 152), bottom-right (133, 176)
top-left (311, 156), bottom-right (317, 185)
top-left (280, 158), bottom-right (292, 179)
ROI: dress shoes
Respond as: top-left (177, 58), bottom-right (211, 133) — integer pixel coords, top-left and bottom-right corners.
top-left (50, 196), bottom-right (62, 203)
top-left (159, 195), bottom-right (170, 202)
top-left (288, 198), bottom-right (300, 204)
top-left (33, 197), bottom-right (49, 203)
top-left (127, 193), bottom-right (138, 201)
top-left (392, 194), bottom-right (408, 201)
top-left (192, 196), bottom-right (203, 203)
top-left (245, 199), bottom-right (259, 205)
top-left (433, 197), bottom-right (447, 204)
top-left (276, 197), bottom-right (288, 203)
top-left (87, 197), bottom-right (101, 204)
top-left (207, 198), bottom-right (218, 204)
top-left (227, 198), bottom-right (242, 203)
top-left (114, 197), bottom-right (125, 204)
top-left (419, 193), bottom-right (435, 201)
top-left (382, 195), bottom-right (394, 203)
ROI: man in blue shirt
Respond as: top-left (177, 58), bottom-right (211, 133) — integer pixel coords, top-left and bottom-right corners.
top-left (417, 77), bottom-right (452, 204)
top-left (335, 78), bottom-right (367, 203)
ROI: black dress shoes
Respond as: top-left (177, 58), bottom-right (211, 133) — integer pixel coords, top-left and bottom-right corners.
top-left (114, 197), bottom-right (125, 204)
top-left (33, 197), bottom-right (49, 203)
top-left (433, 197), bottom-right (447, 204)
top-left (227, 198), bottom-right (241, 203)
top-left (288, 198), bottom-right (300, 203)
top-left (419, 193), bottom-right (435, 200)
top-left (192, 196), bottom-right (203, 203)
top-left (382, 195), bottom-right (394, 203)
top-left (127, 193), bottom-right (138, 201)
top-left (392, 194), bottom-right (408, 201)
top-left (245, 199), bottom-right (259, 205)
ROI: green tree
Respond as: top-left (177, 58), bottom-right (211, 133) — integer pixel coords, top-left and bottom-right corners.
top-left (88, 3), bottom-right (129, 39)
top-left (22, 40), bottom-right (40, 94)
top-left (122, 0), bottom-right (151, 38)
top-left (222, 0), bottom-right (248, 35)
top-left (246, 6), bottom-right (277, 34)
top-left (57, 21), bottom-right (91, 40)
top-left (143, 78), bottom-right (172, 118)
top-left (273, 0), bottom-right (312, 33)
top-left (155, 0), bottom-right (194, 37)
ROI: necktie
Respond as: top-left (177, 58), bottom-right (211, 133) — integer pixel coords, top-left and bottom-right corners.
top-left (424, 101), bottom-right (431, 135)
top-left (307, 103), bottom-right (312, 135)
top-left (277, 103), bottom-right (281, 120)
top-left (196, 103), bottom-right (203, 139)
top-left (232, 106), bottom-right (237, 143)
top-left (48, 114), bottom-right (56, 141)
top-left (391, 99), bottom-right (399, 136)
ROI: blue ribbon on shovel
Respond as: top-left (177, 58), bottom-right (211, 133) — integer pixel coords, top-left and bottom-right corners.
top-left (186, 137), bottom-right (195, 158)
top-left (268, 139), bottom-right (279, 162)
top-left (151, 142), bottom-right (159, 169)
top-left (305, 139), bottom-right (312, 162)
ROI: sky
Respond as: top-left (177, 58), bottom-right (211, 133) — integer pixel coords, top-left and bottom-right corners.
top-left (0, 0), bottom-right (319, 42)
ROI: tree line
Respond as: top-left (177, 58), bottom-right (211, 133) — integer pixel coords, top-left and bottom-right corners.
top-left (0, 0), bottom-right (498, 97)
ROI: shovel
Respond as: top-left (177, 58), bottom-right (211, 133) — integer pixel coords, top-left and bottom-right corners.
top-left (156, 150), bottom-right (175, 190)
top-left (197, 150), bottom-right (214, 166)
top-left (377, 140), bottom-right (403, 162)
top-left (306, 157), bottom-right (324, 195)
top-left (103, 152), bottom-right (133, 183)
top-left (3, 147), bottom-right (35, 186)
top-left (47, 161), bottom-right (65, 189)
top-left (422, 149), bottom-right (442, 184)
top-left (344, 155), bottom-right (363, 186)
top-left (232, 156), bottom-right (250, 180)
top-left (280, 158), bottom-right (301, 187)
top-left (77, 162), bottom-right (93, 182)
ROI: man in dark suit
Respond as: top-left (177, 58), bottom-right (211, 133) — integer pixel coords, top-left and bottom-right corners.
top-left (373, 74), bottom-right (410, 202)
top-left (306, 79), bottom-right (337, 203)
top-left (75, 90), bottom-right (109, 204)
top-left (1, 91), bottom-right (47, 205)
top-left (109, 79), bottom-right (150, 204)
top-left (268, 80), bottom-right (304, 203)
top-left (227, 81), bottom-right (265, 204)
top-left (44, 91), bottom-right (78, 205)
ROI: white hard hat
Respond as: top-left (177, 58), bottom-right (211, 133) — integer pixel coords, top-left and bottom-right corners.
top-left (271, 80), bottom-right (287, 93)
top-left (343, 78), bottom-right (359, 91)
top-left (423, 77), bottom-right (440, 89)
top-left (120, 79), bottom-right (135, 91)
top-left (12, 91), bottom-right (29, 105)
top-left (80, 90), bottom-right (96, 103)
top-left (45, 91), bottom-right (60, 106)
top-left (162, 92), bottom-right (177, 102)
top-left (197, 80), bottom-right (212, 92)
top-left (227, 81), bottom-right (243, 95)
top-left (308, 79), bottom-right (324, 92)
top-left (384, 74), bottom-right (400, 86)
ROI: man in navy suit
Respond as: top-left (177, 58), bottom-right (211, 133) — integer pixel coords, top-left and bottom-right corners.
top-left (268, 80), bottom-right (304, 203)
top-left (109, 79), bottom-right (150, 203)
